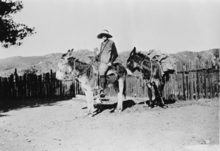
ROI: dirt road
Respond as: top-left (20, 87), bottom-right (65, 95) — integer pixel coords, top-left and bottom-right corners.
top-left (0, 97), bottom-right (219, 151)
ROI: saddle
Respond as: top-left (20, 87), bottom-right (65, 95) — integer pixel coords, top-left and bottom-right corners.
top-left (103, 63), bottom-right (126, 85)
top-left (105, 64), bottom-right (120, 84)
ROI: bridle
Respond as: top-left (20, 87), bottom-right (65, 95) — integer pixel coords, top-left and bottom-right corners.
top-left (133, 55), bottom-right (152, 72)
top-left (140, 56), bottom-right (149, 69)
top-left (132, 54), bottom-right (153, 83)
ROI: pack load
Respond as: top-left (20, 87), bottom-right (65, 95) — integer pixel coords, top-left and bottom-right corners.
top-left (147, 49), bottom-right (176, 74)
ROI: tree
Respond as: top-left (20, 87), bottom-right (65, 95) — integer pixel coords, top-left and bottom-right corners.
top-left (0, 0), bottom-right (35, 48)
top-left (213, 49), bottom-right (219, 58)
top-left (22, 66), bottom-right (38, 75)
top-left (212, 49), bottom-right (220, 69)
top-left (196, 54), bottom-right (203, 68)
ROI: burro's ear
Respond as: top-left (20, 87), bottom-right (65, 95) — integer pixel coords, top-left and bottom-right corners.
top-left (62, 48), bottom-right (74, 60)
top-left (66, 48), bottom-right (74, 57)
top-left (66, 48), bottom-right (74, 53)
top-left (69, 48), bottom-right (74, 54)
top-left (133, 47), bottom-right (136, 53)
top-left (130, 47), bottom-right (136, 56)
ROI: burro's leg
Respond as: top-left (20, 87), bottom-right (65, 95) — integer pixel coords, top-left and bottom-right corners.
top-left (116, 78), bottom-right (124, 113)
top-left (147, 84), bottom-right (153, 108)
top-left (154, 80), bottom-right (166, 108)
top-left (157, 82), bottom-right (166, 107)
top-left (84, 87), bottom-right (95, 116)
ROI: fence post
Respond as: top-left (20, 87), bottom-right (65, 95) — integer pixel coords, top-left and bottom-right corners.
top-left (196, 60), bottom-right (200, 100)
top-left (218, 68), bottom-right (220, 98)
top-left (182, 63), bottom-right (186, 100)
top-left (50, 69), bottom-right (53, 98)
top-left (186, 62), bottom-right (189, 100)
top-left (0, 77), bottom-right (2, 100)
top-left (204, 68), bottom-right (206, 98)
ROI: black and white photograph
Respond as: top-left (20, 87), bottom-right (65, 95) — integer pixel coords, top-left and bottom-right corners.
top-left (0, 0), bottom-right (219, 150)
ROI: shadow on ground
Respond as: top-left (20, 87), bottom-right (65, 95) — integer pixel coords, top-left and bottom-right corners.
top-left (137, 97), bottom-right (176, 106)
top-left (164, 98), bottom-right (176, 104)
top-left (0, 114), bottom-right (8, 117)
top-left (0, 97), bottom-right (72, 113)
top-left (91, 99), bottom-right (136, 116)
top-left (81, 96), bottom-right (177, 116)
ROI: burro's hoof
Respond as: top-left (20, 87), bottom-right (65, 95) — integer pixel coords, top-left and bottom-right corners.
top-left (84, 112), bottom-right (94, 117)
top-left (114, 109), bottom-right (122, 113)
top-left (163, 105), bottom-right (168, 109)
top-left (88, 114), bottom-right (93, 118)
top-left (148, 104), bottom-right (154, 109)
top-left (94, 97), bottom-right (102, 104)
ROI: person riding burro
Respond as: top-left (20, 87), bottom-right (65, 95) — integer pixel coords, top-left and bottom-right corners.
top-left (95, 29), bottom-right (118, 98)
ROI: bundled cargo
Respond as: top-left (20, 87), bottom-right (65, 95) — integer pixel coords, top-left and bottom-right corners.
top-left (148, 49), bottom-right (176, 74)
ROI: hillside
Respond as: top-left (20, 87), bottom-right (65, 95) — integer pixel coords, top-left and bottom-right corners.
top-left (0, 54), bottom-right (61, 77)
top-left (170, 49), bottom-right (219, 63)
top-left (0, 49), bottom-right (94, 77)
top-left (0, 48), bottom-right (219, 77)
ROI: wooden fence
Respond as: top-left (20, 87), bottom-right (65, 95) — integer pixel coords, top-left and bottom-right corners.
top-left (1, 60), bottom-right (219, 103)
top-left (75, 60), bottom-right (219, 100)
top-left (74, 75), bottom-right (150, 98)
top-left (163, 60), bottom-right (219, 100)
top-left (0, 69), bottom-right (75, 101)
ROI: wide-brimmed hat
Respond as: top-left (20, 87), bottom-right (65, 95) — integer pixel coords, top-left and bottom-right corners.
top-left (97, 29), bottom-right (112, 39)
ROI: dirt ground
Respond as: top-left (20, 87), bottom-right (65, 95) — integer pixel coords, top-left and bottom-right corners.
top-left (0, 96), bottom-right (219, 151)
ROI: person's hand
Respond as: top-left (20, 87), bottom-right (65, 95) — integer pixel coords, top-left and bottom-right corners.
top-left (94, 55), bottom-right (99, 61)
top-left (107, 62), bottom-right (112, 66)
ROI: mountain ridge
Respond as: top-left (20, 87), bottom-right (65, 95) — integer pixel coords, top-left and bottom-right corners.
top-left (0, 48), bottom-right (219, 77)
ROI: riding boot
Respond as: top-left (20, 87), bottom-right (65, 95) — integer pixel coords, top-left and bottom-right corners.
top-left (99, 75), bottom-right (106, 98)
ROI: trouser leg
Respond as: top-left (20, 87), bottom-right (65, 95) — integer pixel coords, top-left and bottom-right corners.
top-left (98, 62), bottom-right (109, 98)
top-left (99, 75), bottom-right (106, 98)
top-left (99, 75), bottom-right (106, 89)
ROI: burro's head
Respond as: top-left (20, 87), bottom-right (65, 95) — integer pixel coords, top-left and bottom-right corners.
top-left (126, 47), bottom-right (139, 73)
top-left (56, 49), bottom-right (75, 80)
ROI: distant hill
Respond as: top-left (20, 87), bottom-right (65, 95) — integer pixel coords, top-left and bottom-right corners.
top-left (0, 48), bottom-right (219, 77)
top-left (170, 49), bottom-right (219, 63)
top-left (0, 49), bottom-right (94, 77)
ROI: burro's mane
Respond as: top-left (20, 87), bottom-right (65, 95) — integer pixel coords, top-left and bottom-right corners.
top-left (136, 52), bottom-right (147, 60)
top-left (133, 52), bottom-right (151, 69)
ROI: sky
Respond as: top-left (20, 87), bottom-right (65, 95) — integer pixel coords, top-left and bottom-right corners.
top-left (0, 0), bottom-right (219, 59)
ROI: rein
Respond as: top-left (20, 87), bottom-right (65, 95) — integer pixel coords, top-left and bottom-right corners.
top-left (72, 58), bottom-right (95, 78)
